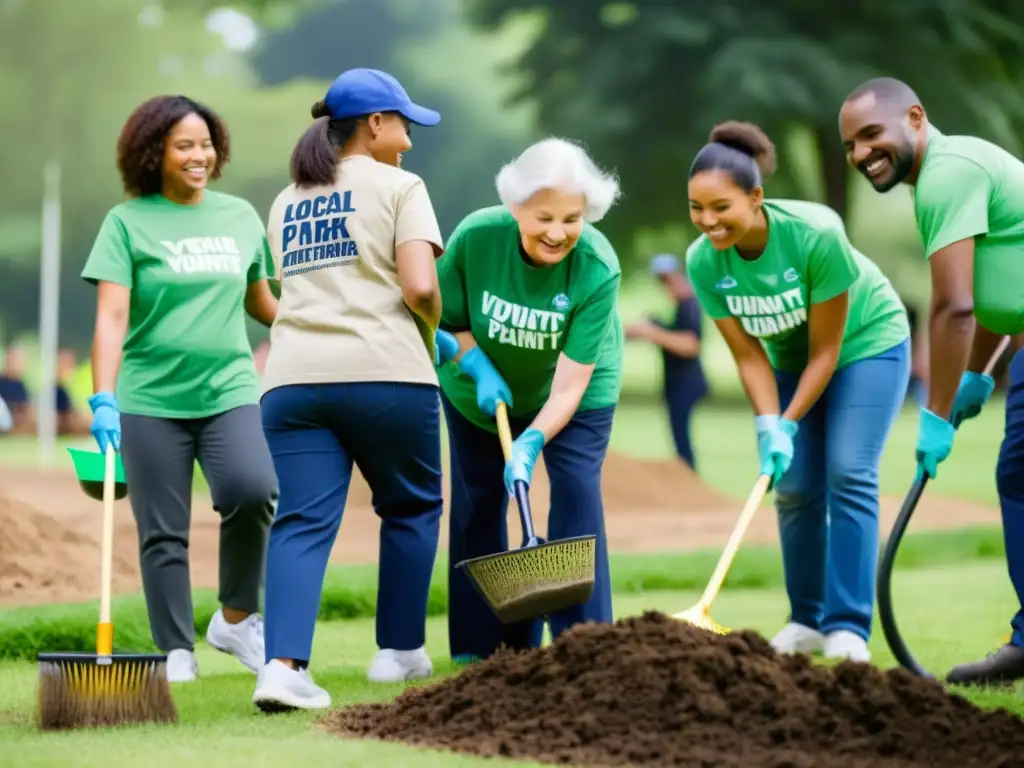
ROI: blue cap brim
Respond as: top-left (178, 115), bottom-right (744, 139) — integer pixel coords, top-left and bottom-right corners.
top-left (400, 102), bottom-right (441, 126)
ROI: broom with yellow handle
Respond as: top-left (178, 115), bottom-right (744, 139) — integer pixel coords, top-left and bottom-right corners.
top-left (37, 444), bottom-right (178, 730)
top-left (673, 472), bottom-right (773, 634)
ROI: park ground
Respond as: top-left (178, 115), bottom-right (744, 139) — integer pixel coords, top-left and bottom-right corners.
top-left (0, 395), bottom-right (1020, 766)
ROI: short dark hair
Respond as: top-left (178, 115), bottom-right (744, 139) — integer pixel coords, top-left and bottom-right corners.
top-left (844, 77), bottom-right (921, 111)
top-left (289, 100), bottom-right (363, 188)
top-left (688, 121), bottom-right (777, 193)
top-left (116, 95), bottom-right (230, 198)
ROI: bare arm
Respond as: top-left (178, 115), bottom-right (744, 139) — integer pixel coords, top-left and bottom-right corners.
top-left (715, 317), bottom-right (780, 416)
top-left (781, 291), bottom-right (847, 422)
top-left (966, 323), bottom-right (1005, 374)
top-left (927, 238), bottom-right (976, 418)
top-left (526, 354), bottom-right (595, 441)
top-left (244, 280), bottom-right (278, 327)
top-left (643, 325), bottom-right (701, 357)
top-left (396, 240), bottom-right (442, 330)
top-left (92, 281), bottom-right (130, 393)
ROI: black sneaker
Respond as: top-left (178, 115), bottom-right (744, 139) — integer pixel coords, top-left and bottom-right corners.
top-left (946, 644), bottom-right (1024, 686)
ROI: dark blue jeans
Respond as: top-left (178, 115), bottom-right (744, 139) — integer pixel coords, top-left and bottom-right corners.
top-left (260, 382), bottom-right (443, 665)
top-left (997, 348), bottom-right (1024, 647)
top-left (442, 394), bottom-right (615, 660)
top-left (774, 338), bottom-right (910, 641)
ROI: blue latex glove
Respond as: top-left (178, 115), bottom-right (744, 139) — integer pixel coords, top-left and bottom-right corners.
top-left (457, 346), bottom-right (513, 417)
top-left (503, 428), bottom-right (545, 494)
top-left (88, 392), bottom-right (121, 454)
top-left (755, 415), bottom-right (798, 488)
top-left (950, 371), bottom-right (995, 428)
top-left (434, 329), bottom-right (460, 367)
top-left (916, 407), bottom-right (955, 479)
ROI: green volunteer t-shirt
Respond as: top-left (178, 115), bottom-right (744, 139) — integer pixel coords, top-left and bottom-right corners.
top-left (914, 129), bottom-right (1024, 335)
top-left (686, 199), bottom-right (909, 373)
top-left (437, 205), bottom-right (624, 433)
top-left (81, 191), bottom-right (273, 419)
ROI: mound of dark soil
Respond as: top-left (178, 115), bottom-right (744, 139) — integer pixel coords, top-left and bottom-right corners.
top-left (324, 612), bottom-right (1024, 767)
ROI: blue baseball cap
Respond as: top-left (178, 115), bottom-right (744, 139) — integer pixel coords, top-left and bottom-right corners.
top-left (323, 68), bottom-right (440, 126)
top-left (649, 253), bottom-right (680, 276)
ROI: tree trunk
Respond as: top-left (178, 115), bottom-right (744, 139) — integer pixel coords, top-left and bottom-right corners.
top-left (815, 124), bottom-right (848, 219)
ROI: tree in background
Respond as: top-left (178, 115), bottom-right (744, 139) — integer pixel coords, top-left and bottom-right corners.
top-left (462, 0), bottom-right (1024, 246)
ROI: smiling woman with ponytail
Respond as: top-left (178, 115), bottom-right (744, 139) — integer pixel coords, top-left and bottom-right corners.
top-left (685, 120), bottom-right (910, 664)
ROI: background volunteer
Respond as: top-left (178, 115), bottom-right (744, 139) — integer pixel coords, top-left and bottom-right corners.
top-left (434, 137), bottom-right (624, 663)
top-left (840, 77), bottom-right (1024, 685)
top-left (685, 121), bottom-right (910, 663)
top-left (82, 94), bottom-right (279, 684)
top-left (251, 68), bottom-right (447, 713)
top-left (624, 253), bottom-right (709, 471)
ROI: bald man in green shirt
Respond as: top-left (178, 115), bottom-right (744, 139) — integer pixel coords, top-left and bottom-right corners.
top-left (840, 77), bottom-right (1024, 685)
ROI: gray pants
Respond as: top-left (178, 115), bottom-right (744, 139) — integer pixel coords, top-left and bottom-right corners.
top-left (120, 404), bottom-right (278, 652)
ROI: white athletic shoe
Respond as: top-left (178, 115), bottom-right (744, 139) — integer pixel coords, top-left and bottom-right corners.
top-left (205, 609), bottom-right (265, 673)
top-left (252, 660), bottom-right (331, 712)
top-left (367, 647), bottom-right (433, 683)
top-left (770, 622), bottom-right (826, 655)
top-left (166, 648), bottom-right (198, 683)
top-left (824, 630), bottom-right (871, 663)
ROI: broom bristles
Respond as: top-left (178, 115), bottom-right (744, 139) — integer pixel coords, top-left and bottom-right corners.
top-left (37, 657), bottom-right (178, 731)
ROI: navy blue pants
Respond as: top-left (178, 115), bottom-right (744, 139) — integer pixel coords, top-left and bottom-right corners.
top-left (442, 394), bottom-right (615, 660)
top-left (774, 339), bottom-right (910, 641)
top-left (666, 390), bottom-right (703, 470)
top-left (260, 382), bottom-right (443, 665)
top-left (998, 348), bottom-right (1024, 647)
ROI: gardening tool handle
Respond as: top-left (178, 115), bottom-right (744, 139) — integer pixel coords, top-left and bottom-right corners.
top-left (697, 473), bottom-right (771, 606)
top-left (878, 337), bottom-right (1009, 677)
top-left (97, 444), bottom-right (116, 656)
top-left (496, 401), bottom-right (540, 547)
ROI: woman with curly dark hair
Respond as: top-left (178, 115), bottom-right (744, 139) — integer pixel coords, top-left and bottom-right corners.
top-left (80, 94), bottom-right (280, 684)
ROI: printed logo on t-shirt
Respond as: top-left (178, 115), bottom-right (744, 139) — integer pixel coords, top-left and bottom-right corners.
top-left (715, 275), bottom-right (738, 290)
top-left (726, 288), bottom-right (807, 338)
top-left (783, 268), bottom-right (800, 283)
top-left (279, 191), bottom-right (359, 277)
top-left (160, 237), bottom-right (243, 274)
top-left (482, 290), bottom-right (564, 350)
top-left (551, 293), bottom-right (571, 312)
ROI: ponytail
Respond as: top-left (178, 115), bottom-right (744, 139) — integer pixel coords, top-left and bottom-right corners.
top-left (289, 100), bottom-right (362, 188)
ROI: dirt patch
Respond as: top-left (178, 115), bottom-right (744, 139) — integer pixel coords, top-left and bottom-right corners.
top-left (0, 451), bottom-right (999, 607)
top-left (325, 611), bottom-right (1024, 767)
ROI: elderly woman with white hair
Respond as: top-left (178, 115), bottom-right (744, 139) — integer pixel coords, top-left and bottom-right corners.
top-left (433, 137), bottom-right (624, 663)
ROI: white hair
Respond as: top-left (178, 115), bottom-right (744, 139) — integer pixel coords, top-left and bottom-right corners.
top-left (495, 138), bottom-right (621, 222)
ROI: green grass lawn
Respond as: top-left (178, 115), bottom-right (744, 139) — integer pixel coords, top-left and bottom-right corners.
top-left (0, 559), bottom-right (1020, 767)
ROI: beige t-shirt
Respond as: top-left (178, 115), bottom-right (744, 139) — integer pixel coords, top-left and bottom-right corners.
top-left (261, 155), bottom-right (444, 394)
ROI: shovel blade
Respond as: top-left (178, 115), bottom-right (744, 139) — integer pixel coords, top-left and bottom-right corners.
top-left (672, 603), bottom-right (729, 635)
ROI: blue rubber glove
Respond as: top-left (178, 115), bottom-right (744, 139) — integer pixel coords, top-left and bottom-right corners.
top-left (503, 428), bottom-right (545, 494)
top-left (457, 346), bottom-right (513, 417)
top-left (950, 371), bottom-right (995, 428)
top-left (916, 407), bottom-right (955, 479)
top-left (434, 329), bottom-right (460, 367)
top-left (755, 415), bottom-right (798, 488)
top-left (88, 392), bottom-right (122, 455)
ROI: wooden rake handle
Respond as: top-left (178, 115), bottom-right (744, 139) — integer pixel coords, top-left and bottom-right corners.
top-left (696, 473), bottom-right (772, 607)
top-left (496, 402), bottom-right (540, 547)
top-left (97, 444), bottom-right (116, 656)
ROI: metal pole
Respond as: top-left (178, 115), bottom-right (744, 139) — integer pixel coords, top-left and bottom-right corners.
top-left (37, 160), bottom-right (61, 466)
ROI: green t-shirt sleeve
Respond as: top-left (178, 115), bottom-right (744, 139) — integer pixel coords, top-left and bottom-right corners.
top-left (685, 244), bottom-right (731, 319)
top-left (438, 225), bottom-right (470, 331)
top-left (915, 156), bottom-right (991, 259)
top-left (807, 226), bottom-right (859, 304)
top-left (81, 211), bottom-right (133, 288)
top-left (247, 235), bottom-right (273, 285)
top-left (562, 274), bottom-right (621, 365)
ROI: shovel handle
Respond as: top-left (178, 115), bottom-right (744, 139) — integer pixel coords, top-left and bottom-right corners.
top-left (97, 444), bottom-right (116, 656)
top-left (496, 402), bottom-right (540, 547)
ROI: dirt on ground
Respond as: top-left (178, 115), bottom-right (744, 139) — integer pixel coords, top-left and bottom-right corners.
top-left (0, 449), bottom-right (1001, 607)
top-left (325, 611), bottom-right (1024, 767)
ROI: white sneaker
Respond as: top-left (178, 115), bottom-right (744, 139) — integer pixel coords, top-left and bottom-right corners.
top-left (252, 660), bottom-right (331, 712)
top-left (367, 647), bottom-right (433, 683)
top-left (824, 630), bottom-right (871, 662)
top-left (166, 648), bottom-right (197, 683)
top-left (770, 622), bottom-right (826, 655)
top-left (205, 609), bottom-right (265, 673)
